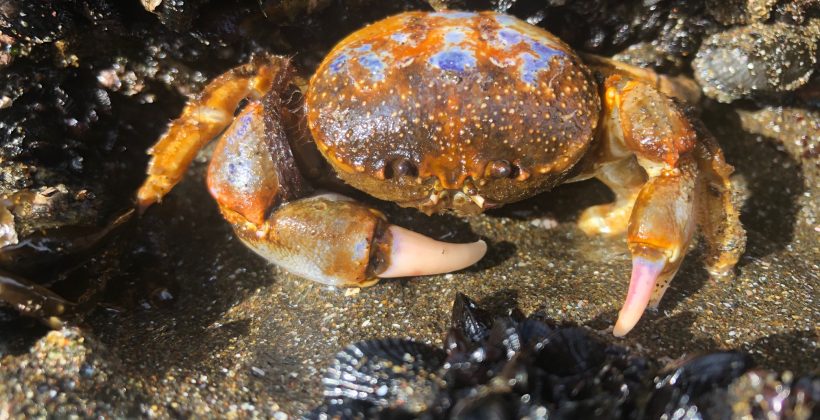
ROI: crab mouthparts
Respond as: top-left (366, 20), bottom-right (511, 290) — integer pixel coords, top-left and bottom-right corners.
top-left (415, 189), bottom-right (488, 215)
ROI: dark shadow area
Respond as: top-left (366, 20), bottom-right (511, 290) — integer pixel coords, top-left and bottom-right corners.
top-left (476, 288), bottom-right (525, 320)
top-left (583, 309), bottom-right (619, 331)
top-left (583, 310), bottom-right (720, 357)
top-left (587, 310), bottom-right (819, 374)
top-left (631, 311), bottom-right (719, 354)
top-left (88, 179), bottom-right (279, 377)
top-left (375, 201), bottom-right (484, 243)
top-left (654, 247), bottom-right (712, 314)
top-left (0, 211), bottom-right (142, 355)
top-left (487, 179), bottom-right (612, 223)
top-left (742, 330), bottom-right (820, 373)
top-left (0, 312), bottom-right (50, 356)
top-left (585, 310), bottom-right (722, 358)
top-left (469, 240), bottom-right (517, 272)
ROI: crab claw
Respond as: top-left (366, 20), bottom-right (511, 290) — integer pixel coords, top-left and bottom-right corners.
top-left (226, 194), bottom-right (486, 288)
top-left (613, 248), bottom-right (668, 337)
top-left (378, 225), bottom-right (486, 278)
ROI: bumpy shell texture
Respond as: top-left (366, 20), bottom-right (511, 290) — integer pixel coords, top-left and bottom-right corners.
top-left (306, 11), bottom-right (600, 211)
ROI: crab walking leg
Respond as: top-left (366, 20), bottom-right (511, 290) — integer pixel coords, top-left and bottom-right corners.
top-left (205, 80), bottom-right (485, 287)
top-left (137, 54), bottom-right (287, 211)
top-left (691, 125), bottom-right (746, 277)
top-left (577, 157), bottom-right (646, 237)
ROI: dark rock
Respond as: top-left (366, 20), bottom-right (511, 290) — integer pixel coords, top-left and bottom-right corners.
top-left (693, 20), bottom-right (819, 103)
top-left (706, 0), bottom-right (777, 25)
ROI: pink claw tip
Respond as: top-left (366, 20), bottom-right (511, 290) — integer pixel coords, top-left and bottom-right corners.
top-left (378, 225), bottom-right (487, 278)
top-left (613, 255), bottom-right (666, 337)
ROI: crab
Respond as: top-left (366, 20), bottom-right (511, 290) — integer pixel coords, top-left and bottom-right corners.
top-left (137, 10), bottom-right (745, 336)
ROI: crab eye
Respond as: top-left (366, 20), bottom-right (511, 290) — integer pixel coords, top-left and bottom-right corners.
top-left (385, 158), bottom-right (417, 179)
top-left (488, 160), bottom-right (513, 178)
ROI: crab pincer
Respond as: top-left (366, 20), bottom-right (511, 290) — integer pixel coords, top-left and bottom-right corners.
top-left (137, 55), bottom-right (485, 287)
top-left (581, 76), bottom-right (744, 336)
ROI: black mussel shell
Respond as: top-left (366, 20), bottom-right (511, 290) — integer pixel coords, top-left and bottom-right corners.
top-left (525, 328), bottom-right (650, 419)
top-left (646, 351), bottom-right (754, 418)
top-left (448, 295), bottom-right (652, 418)
top-left (450, 293), bottom-right (494, 346)
top-left (311, 295), bottom-right (812, 419)
top-left (313, 339), bottom-right (446, 418)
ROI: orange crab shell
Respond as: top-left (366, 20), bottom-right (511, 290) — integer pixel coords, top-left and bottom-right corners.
top-left (306, 11), bottom-right (601, 214)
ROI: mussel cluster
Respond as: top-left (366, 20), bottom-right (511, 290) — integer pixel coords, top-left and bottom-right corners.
top-left (309, 294), bottom-right (818, 419)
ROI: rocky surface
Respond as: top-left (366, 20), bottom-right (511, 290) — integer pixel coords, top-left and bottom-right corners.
top-left (0, 0), bottom-right (818, 417)
top-left (694, 20), bottom-right (818, 103)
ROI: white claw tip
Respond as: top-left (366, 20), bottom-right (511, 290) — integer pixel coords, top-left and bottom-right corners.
top-left (378, 225), bottom-right (487, 278)
top-left (613, 315), bottom-right (639, 338)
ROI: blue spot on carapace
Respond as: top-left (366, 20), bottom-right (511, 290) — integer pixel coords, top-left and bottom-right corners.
top-left (494, 14), bottom-right (517, 26)
top-left (430, 11), bottom-right (478, 19)
top-left (519, 39), bottom-right (564, 85)
top-left (497, 28), bottom-right (523, 47)
top-left (328, 53), bottom-right (348, 74)
top-left (429, 48), bottom-right (476, 73)
top-left (530, 40), bottom-right (562, 60)
top-left (444, 30), bottom-right (466, 44)
top-left (354, 44), bottom-right (373, 52)
top-left (520, 53), bottom-right (545, 84)
top-left (357, 52), bottom-right (387, 81)
top-left (391, 32), bottom-right (410, 43)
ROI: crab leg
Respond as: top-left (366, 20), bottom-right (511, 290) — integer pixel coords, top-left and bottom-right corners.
top-left (577, 157), bottom-right (646, 237)
top-left (221, 193), bottom-right (486, 287)
top-left (137, 54), bottom-right (283, 211)
top-left (590, 75), bottom-right (743, 336)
